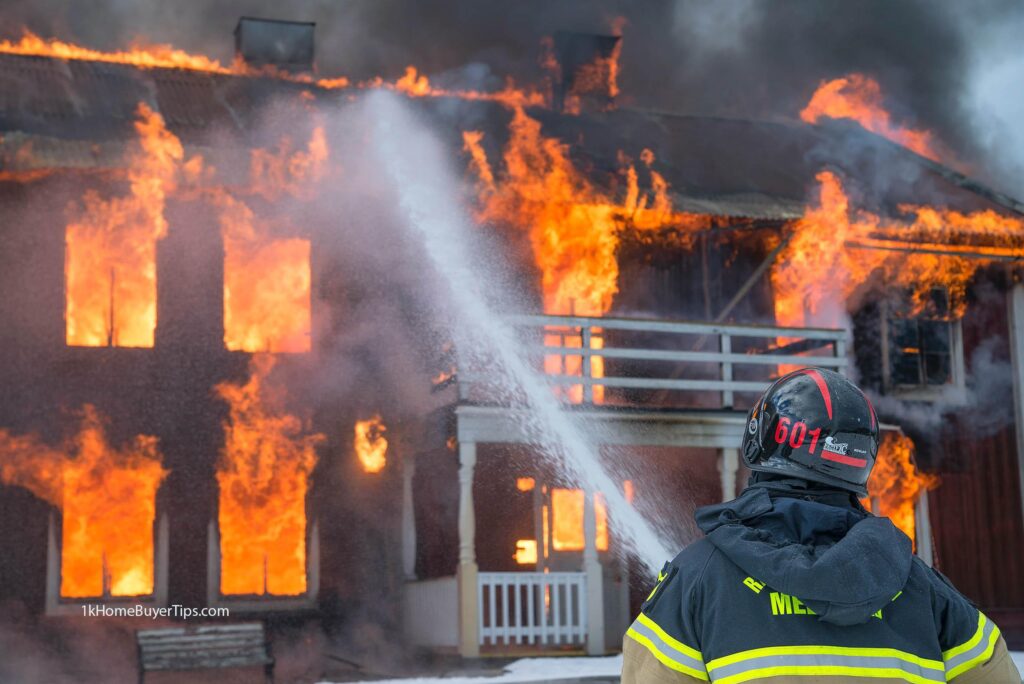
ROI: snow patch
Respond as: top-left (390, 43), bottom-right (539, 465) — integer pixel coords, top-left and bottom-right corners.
top-left (318, 655), bottom-right (623, 684)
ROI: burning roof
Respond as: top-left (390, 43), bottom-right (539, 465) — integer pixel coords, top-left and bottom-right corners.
top-left (1, 42), bottom-right (1021, 228)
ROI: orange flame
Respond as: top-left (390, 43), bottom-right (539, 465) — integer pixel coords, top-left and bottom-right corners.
top-left (0, 32), bottom-right (554, 107)
top-left (249, 127), bottom-right (328, 201)
top-left (866, 432), bottom-right (937, 545)
top-left (0, 31), bottom-right (234, 73)
top-left (549, 488), bottom-right (609, 552)
top-left (514, 539), bottom-right (538, 565)
top-left (354, 415), bottom-right (388, 474)
top-left (464, 111), bottom-right (709, 401)
top-left (0, 407), bottom-right (167, 597)
top-left (215, 355), bottom-right (323, 596)
top-left (772, 170), bottom-right (1024, 332)
top-left (65, 102), bottom-right (183, 347)
top-left (562, 37), bottom-right (622, 114)
top-left (219, 127), bottom-right (325, 354)
top-left (368, 66), bottom-right (547, 109)
top-left (218, 194), bottom-right (313, 354)
top-left (801, 74), bottom-right (939, 161)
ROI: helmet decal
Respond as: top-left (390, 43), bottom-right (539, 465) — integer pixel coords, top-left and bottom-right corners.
top-left (821, 436), bottom-right (867, 467)
top-left (800, 368), bottom-right (833, 419)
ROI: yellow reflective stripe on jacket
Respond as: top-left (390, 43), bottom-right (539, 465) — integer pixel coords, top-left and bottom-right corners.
top-left (943, 612), bottom-right (1001, 680)
top-left (705, 645), bottom-right (945, 684)
top-left (625, 612), bottom-right (708, 680)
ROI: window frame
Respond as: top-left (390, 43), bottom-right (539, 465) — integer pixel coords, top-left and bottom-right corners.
top-left (880, 298), bottom-right (966, 403)
top-left (45, 510), bottom-right (169, 616)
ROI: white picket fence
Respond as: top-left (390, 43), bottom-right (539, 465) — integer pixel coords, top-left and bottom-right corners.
top-left (477, 572), bottom-right (587, 646)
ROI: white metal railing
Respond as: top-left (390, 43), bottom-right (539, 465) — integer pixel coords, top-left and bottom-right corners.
top-left (456, 314), bottom-right (848, 408)
top-left (478, 572), bottom-right (586, 647)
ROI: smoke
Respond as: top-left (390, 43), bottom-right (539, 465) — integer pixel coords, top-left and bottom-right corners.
top-left (3, 1), bottom-right (1023, 189)
top-left (948, 0), bottom-right (1024, 197)
top-left (869, 332), bottom-right (1015, 459)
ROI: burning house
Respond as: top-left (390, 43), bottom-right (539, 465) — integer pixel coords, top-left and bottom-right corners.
top-left (0, 14), bottom-right (1022, 680)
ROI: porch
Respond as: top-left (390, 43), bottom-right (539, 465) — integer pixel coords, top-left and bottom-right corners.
top-left (402, 314), bottom-right (849, 657)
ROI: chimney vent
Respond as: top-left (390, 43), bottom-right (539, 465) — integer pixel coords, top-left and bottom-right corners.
top-left (235, 17), bottom-right (315, 73)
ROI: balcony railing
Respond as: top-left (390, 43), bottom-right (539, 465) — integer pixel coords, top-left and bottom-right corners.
top-left (455, 314), bottom-right (848, 409)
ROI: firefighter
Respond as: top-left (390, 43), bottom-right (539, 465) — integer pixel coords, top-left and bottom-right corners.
top-left (622, 368), bottom-right (1021, 683)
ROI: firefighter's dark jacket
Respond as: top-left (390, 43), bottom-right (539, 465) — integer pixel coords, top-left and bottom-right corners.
top-left (622, 481), bottom-right (1021, 683)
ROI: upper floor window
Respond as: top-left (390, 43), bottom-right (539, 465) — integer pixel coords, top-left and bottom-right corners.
top-left (882, 288), bottom-right (965, 401)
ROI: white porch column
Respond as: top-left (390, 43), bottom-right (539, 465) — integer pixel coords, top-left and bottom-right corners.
top-left (1008, 283), bottom-right (1024, 527)
top-left (402, 452), bottom-right (417, 580)
top-left (457, 441), bottom-right (480, 657)
top-left (914, 490), bottom-right (934, 567)
top-left (583, 489), bottom-right (605, 655)
top-left (718, 448), bottom-right (739, 502)
top-left (45, 511), bottom-right (59, 614)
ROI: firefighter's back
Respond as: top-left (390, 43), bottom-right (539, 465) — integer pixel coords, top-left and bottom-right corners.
top-left (622, 486), bottom-right (1020, 683)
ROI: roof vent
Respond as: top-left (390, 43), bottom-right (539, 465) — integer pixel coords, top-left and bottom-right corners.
top-left (234, 17), bottom-right (315, 73)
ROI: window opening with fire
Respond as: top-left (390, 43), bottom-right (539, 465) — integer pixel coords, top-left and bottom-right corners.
top-left (514, 479), bottom-right (632, 567)
top-left (0, 406), bottom-right (167, 599)
top-left (64, 103), bottom-right (323, 354)
top-left (214, 355), bottom-right (323, 597)
top-left (64, 104), bottom-right (180, 348)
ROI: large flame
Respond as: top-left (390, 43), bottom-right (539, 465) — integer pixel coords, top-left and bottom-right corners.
top-left (354, 415), bottom-right (388, 474)
top-left (215, 355), bottom-right (323, 596)
top-left (220, 127), bottom-right (324, 354)
top-left (866, 432), bottom-right (937, 545)
top-left (772, 170), bottom-right (1024, 331)
top-left (800, 74), bottom-right (939, 161)
top-left (0, 407), bottom-right (167, 597)
top-left (218, 196), bottom-right (313, 354)
top-left (65, 102), bottom-right (182, 347)
top-left (464, 109), bottom-right (709, 401)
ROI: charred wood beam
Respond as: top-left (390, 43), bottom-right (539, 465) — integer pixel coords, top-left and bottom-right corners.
top-left (845, 238), bottom-right (1024, 262)
top-left (714, 232), bottom-right (794, 323)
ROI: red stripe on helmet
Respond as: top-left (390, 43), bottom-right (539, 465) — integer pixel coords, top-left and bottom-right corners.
top-left (801, 369), bottom-right (833, 420)
top-left (821, 450), bottom-right (868, 468)
top-left (864, 394), bottom-right (877, 430)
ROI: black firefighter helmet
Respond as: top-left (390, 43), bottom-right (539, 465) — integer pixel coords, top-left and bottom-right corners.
top-left (742, 367), bottom-right (879, 496)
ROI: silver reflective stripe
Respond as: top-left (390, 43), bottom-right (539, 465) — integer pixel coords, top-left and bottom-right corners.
top-left (629, 618), bottom-right (705, 673)
top-left (944, 617), bottom-right (997, 675)
top-left (709, 652), bottom-right (945, 682)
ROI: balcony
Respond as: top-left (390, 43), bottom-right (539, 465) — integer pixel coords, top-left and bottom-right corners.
top-left (404, 314), bottom-right (849, 656)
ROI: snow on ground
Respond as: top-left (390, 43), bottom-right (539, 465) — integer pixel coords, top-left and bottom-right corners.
top-left (324, 653), bottom-right (1024, 684)
top-left (319, 655), bottom-right (623, 684)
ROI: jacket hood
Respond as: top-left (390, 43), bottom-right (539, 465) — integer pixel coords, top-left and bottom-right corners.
top-left (695, 483), bottom-right (913, 626)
